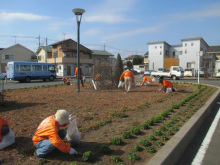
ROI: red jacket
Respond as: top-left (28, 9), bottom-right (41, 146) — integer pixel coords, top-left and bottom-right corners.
top-left (74, 67), bottom-right (84, 77)
top-left (120, 70), bottom-right (135, 82)
top-left (142, 76), bottom-right (152, 85)
top-left (32, 115), bottom-right (71, 153)
top-left (0, 116), bottom-right (9, 142)
top-left (161, 80), bottom-right (173, 88)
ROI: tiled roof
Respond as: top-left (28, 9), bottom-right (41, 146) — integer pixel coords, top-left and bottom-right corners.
top-left (207, 46), bottom-right (220, 52)
top-left (92, 50), bottom-right (114, 56)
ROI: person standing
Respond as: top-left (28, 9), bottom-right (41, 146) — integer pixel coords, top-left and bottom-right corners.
top-left (74, 66), bottom-right (84, 87)
top-left (141, 75), bottom-right (152, 85)
top-left (120, 69), bottom-right (135, 92)
top-left (32, 110), bottom-right (78, 159)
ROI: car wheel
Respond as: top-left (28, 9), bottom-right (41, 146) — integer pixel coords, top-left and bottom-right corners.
top-left (172, 75), bottom-right (177, 80)
top-left (25, 77), bottom-right (31, 83)
top-left (49, 76), bottom-right (54, 81)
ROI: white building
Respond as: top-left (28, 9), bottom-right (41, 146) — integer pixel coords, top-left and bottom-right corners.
top-left (148, 37), bottom-right (209, 71)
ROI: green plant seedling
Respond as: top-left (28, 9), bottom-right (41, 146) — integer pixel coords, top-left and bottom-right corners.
top-left (82, 151), bottom-right (94, 162)
top-left (110, 137), bottom-right (122, 145)
top-left (147, 146), bottom-right (156, 153)
top-left (111, 156), bottom-right (120, 163)
top-left (133, 145), bottom-right (143, 152)
top-left (99, 144), bottom-right (111, 154)
top-left (147, 135), bottom-right (156, 141)
top-left (153, 130), bottom-right (162, 136)
top-left (138, 139), bottom-right (151, 147)
top-left (128, 152), bottom-right (140, 160)
top-left (122, 130), bottom-right (132, 139)
top-left (130, 126), bottom-right (140, 135)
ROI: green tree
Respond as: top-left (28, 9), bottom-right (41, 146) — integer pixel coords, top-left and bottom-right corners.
top-left (133, 56), bottom-right (143, 65)
top-left (113, 53), bottom-right (124, 86)
top-left (126, 61), bottom-right (133, 68)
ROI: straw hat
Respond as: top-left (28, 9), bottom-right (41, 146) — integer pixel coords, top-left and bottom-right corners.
top-left (55, 109), bottom-right (69, 125)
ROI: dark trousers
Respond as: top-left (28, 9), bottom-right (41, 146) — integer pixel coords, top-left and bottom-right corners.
top-left (79, 77), bottom-right (84, 87)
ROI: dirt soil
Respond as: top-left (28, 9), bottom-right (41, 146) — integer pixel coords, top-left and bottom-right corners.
top-left (0, 81), bottom-right (217, 165)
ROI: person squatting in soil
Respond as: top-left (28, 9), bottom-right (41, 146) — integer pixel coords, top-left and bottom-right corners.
top-left (141, 75), bottom-right (152, 86)
top-left (0, 116), bottom-right (15, 149)
top-left (74, 66), bottom-right (84, 87)
top-left (159, 77), bottom-right (176, 93)
top-left (62, 77), bottom-right (70, 85)
top-left (32, 110), bottom-right (77, 159)
top-left (120, 68), bottom-right (135, 92)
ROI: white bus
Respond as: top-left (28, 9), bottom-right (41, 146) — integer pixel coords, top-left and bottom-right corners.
top-left (6, 61), bottom-right (56, 83)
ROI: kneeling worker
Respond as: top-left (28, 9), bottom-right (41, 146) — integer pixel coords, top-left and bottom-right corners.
top-left (159, 78), bottom-right (176, 93)
top-left (62, 78), bottom-right (70, 85)
top-left (32, 110), bottom-right (77, 159)
top-left (141, 75), bottom-right (152, 86)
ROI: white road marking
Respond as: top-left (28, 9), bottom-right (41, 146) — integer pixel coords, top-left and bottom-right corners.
top-left (191, 106), bottom-right (220, 165)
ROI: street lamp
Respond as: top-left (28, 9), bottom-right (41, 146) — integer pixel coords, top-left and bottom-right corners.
top-left (72, 8), bottom-right (85, 92)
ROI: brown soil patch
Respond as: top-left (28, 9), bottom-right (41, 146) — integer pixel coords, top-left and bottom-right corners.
top-left (0, 82), bottom-right (217, 165)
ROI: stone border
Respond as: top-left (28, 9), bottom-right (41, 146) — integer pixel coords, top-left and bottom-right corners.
top-left (146, 87), bottom-right (220, 165)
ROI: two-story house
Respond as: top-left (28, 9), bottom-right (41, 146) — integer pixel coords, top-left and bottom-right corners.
top-left (36, 46), bottom-right (52, 63)
top-left (47, 39), bottom-right (93, 76)
top-left (147, 37), bottom-right (214, 72)
top-left (91, 50), bottom-right (115, 65)
top-left (0, 44), bottom-right (37, 73)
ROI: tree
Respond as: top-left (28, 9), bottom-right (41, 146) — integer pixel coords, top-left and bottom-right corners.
top-left (133, 56), bottom-right (143, 65)
top-left (113, 53), bottom-right (124, 86)
top-left (126, 61), bottom-right (133, 68)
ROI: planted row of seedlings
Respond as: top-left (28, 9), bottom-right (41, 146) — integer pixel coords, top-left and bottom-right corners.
top-left (97, 84), bottom-right (215, 164)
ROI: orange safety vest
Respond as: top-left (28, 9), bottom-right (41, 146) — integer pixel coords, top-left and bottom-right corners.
top-left (120, 70), bottom-right (135, 82)
top-left (0, 116), bottom-right (9, 142)
top-left (63, 78), bottom-right (70, 83)
top-left (161, 80), bottom-right (173, 88)
top-left (74, 67), bottom-right (84, 77)
top-left (32, 115), bottom-right (71, 153)
top-left (142, 76), bottom-right (152, 85)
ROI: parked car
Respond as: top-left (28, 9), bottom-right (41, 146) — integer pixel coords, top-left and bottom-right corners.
top-left (216, 69), bottom-right (220, 77)
top-left (144, 70), bottom-right (155, 75)
top-left (0, 73), bottom-right (6, 80)
top-left (195, 67), bottom-right (208, 77)
top-left (184, 68), bottom-right (194, 77)
top-left (157, 68), bottom-right (169, 72)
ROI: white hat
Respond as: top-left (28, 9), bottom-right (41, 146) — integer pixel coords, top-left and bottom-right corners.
top-left (55, 109), bottom-right (69, 125)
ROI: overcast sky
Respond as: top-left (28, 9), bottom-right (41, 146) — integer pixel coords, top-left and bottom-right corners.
top-left (0, 0), bottom-right (220, 59)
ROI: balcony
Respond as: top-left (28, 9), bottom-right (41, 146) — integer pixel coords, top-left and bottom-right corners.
top-left (47, 57), bottom-right (93, 64)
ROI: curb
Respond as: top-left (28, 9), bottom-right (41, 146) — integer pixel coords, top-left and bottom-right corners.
top-left (146, 87), bottom-right (220, 165)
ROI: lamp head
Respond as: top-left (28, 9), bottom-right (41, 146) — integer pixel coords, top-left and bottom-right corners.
top-left (72, 8), bottom-right (85, 15)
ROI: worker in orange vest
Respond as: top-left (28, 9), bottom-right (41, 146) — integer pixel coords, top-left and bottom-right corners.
top-left (32, 110), bottom-right (77, 159)
top-left (62, 78), bottom-right (70, 85)
top-left (120, 69), bottom-right (135, 92)
top-left (141, 75), bottom-right (152, 85)
top-left (159, 77), bottom-right (176, 93)
top-left (74, 66), bottom-right (84, 87)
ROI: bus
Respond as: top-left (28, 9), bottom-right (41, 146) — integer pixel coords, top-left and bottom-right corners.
top-left (6, 61), bottom-right (56, 83)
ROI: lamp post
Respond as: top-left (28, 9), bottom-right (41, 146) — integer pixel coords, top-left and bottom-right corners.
top-left (197, 51), bottom-right (203, 84)
top-left (72, 8), bottom-right (85, 92)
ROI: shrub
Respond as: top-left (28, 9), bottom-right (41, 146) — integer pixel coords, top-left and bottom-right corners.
top-left (158, 126), bottom-right (166, 132)
top-left (165, 130), bottom-right (173, 136)
top-left (138, 139), bottom-right (151, 147)
top-left (99, 144), bottom-right (111, 154)
top-left (122, 130), bottom-right (132, 139)
top-left (110, 137), bottom-right (122, 145)
top-left (130, 126), bottom-right (140, 135)
top-left (128, 152), bottom-right (140, 160)
top-left (155, 140), bottom-right (163, 146)
top-left (165, 123), bottom-right (172, 127)
top-left (139, 123), bottom-right (149, 130)
top-left (111, 156), bottom-right (120, 163)
top-left (133, 145), bottom-right (143, 152)
top-left (160, 135), bottom-right (167, 141)
top-left (153, 130), bottom-right (162, 136)
top-left (146, 118), bottom-right (154, 126)
top-left (82, 151), bottom-right (94, 162)
top-left (147, 146), bottom-right (156, 153)
top-left (147, 135), bottom-right (156, 141)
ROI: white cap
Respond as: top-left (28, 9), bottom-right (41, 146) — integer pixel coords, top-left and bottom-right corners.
top-left (55, 109), bottom-right (69, 125)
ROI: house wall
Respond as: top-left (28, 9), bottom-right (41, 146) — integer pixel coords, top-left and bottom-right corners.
top-left (148, 43), bottom-right (164, 70)
top-left (38, 49), bottom-right (47, 63)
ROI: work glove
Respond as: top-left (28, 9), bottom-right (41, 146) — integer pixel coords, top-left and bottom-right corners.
top-left (69, 148), bottom-right (77, 155)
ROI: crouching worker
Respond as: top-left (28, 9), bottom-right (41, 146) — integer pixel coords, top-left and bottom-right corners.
top-left (141, 75), bottom-right (152, 86)
top-left (62, 78), bottom-right (70, 85)
top-left (0, 116), bottom-right (15, 149)
top-left (32, 110), bottom-right (77, 159)
top-left (120, 69), bottom-right (135, 92)
top-left (159, 78), bottom-right (176, 93)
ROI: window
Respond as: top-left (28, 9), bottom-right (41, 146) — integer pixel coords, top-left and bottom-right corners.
top-left (160, 45), bottom-right (162, 48)
top-left (185, 43), bottom-right (187, 46)
top-left (20, 65), bottom-right (31, 71)
top-left (160, 51), bottom-right (162, 55)
top-left (155, 46), bottom-right (157, 49)
top-left (72, 52), bottom-right (77, 57)
top-left (185, 49), bottom-right (187, 54)
top-left (166, 51), bottom-right (169, 55)
top-left (16, 65), bottom-right (19, 71)
top-left (32, 65), bottom-right (42, 71)
top-left (5, 55), bottom-right (14, 59)
top-left (54, 51), bottom-right (57, 58)
top-left (43, 65), bottom-right (47, 71)
top-left (66, 42), bottom-right (69, 47)
top-left (191, 43), bottom-right (193, 46)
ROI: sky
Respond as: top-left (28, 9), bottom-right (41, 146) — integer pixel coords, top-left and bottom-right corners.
top-left (0, 0), bottom-right (220, 59)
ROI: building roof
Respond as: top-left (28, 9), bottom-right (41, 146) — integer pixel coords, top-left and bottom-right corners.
top-left (181, 37), bottom-right (209, 47)
top-left (147, 41), bottom-right (170, 46)
top-left (49, 38), bottom-right (92, 53)
top-left (92, 50), bottom-right (114, 56)
top-left (36, 46), bottom-right (52, 54)
top-left (125, 55), bottom-right (143, 60)
top-left (0, 44), bottom-right (35, 55)
top-left (207, 46), bottom-right (220, 53)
